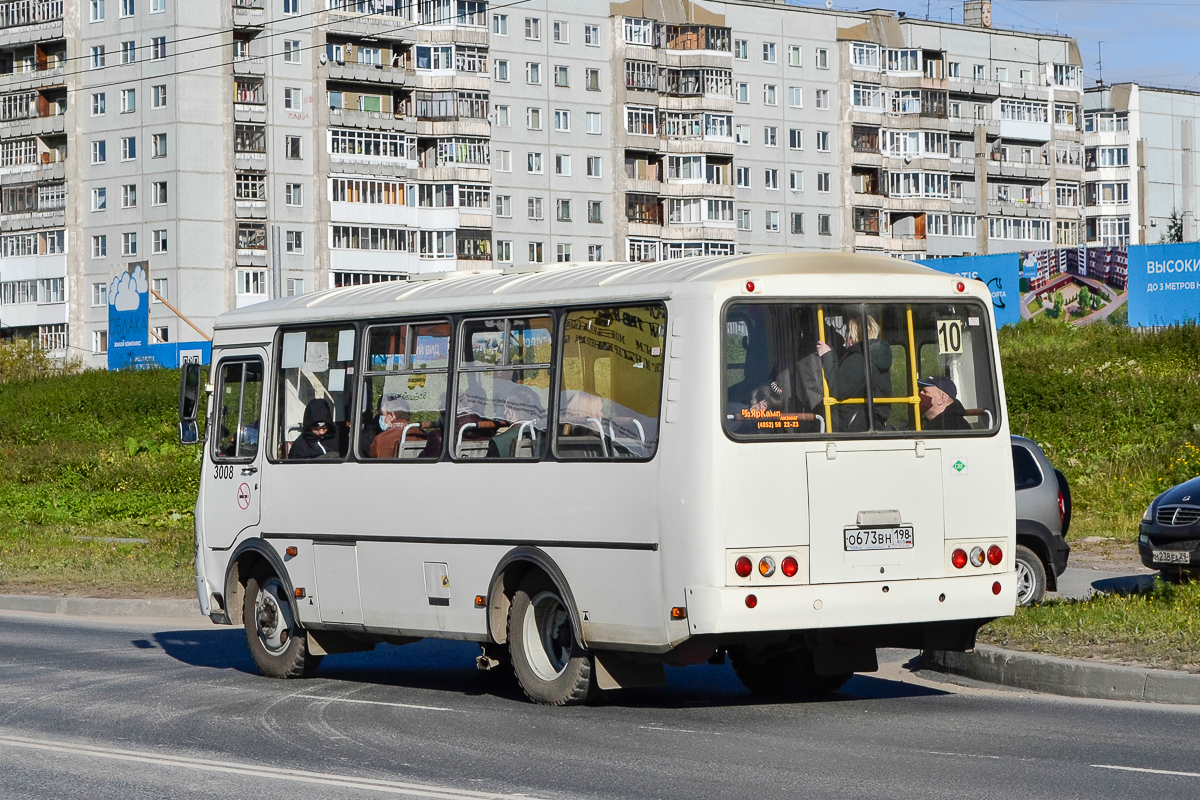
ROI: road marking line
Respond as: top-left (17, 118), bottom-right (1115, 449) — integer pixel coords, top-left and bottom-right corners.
top-left (292, 694), bottom-right (462, 713)
top-left (0, 734), bottom-right (547, 799)
top-left (1093, 764), bottom-right (1200, 779)
top-left (638, 725), bottom-right (722, 735)
top-left (926, 751), bottom-right (1001, 760)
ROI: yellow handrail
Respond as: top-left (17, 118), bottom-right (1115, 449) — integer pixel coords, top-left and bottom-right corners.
top-left (907, 307), bottom-right (922, 432)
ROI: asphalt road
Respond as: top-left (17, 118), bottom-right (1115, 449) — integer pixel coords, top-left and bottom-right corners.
top-left (1, 611), bottom-right (1198, 800)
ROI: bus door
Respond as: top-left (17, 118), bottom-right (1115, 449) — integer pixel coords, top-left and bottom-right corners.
top-left (204, 350), bottom-right (267, 550)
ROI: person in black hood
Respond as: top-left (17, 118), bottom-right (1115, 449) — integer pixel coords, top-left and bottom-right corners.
top-left (918, 375), bottom-right (971, 431)
top-left (816, 314), bottom-right (892, 432)
top-left (289, 398), bottom-right (339, 459)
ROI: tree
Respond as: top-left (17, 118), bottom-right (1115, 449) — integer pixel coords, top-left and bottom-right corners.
top-left (1162, 208), bottom-right (1184, 244)
top-left (1077, 286), bottom-right (1092, 313)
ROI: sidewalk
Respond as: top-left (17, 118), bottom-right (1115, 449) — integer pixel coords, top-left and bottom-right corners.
top-left (0, 594), bottom-right (202, 619)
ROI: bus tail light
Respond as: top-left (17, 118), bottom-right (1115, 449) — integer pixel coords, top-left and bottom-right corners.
top-left (992, 581), bottom-right (1002, 595)
top-left (969, 547), bottom-right (985, 568)
top-left (987, 545), bottom-right (1003, 566)
top-left (745, 594), bottom-right (757, 609)
top-left (781, 556), bottom-right (799, 578)
top-left (951, 549), bottom-right (968, 569)
top-left (758, 557), bottom-right (776, 578)
top-left (734, 556), bottom-right (753, 578)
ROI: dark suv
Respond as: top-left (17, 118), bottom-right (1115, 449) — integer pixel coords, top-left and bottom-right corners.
top-left (1137, 479), bottom-right (1200, 581)
top-left (1012, 436), bottom-right (1072, 605)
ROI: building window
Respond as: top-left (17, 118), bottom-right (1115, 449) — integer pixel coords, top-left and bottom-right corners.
top-left (151, 133), bottom-right (167, 158)
top-left (764, 169), bottom-right (779, 189)
top-left (557, 199), bottom-right (571, 221)
top-left (283, 0), bottom-right (299, 13)
top-left (584, 68), bottom-right (601, 92)
top-left (121, 89), bottom-right (136, 113)
top-left (91, 187), bottom-right (107, 211)
top-left (285, 183), bottom-right (303, 206)
top-left (528, 241), bottom-right (543, 263)
top-left (284, 88), bottom-right (302, 110)
top-left (494, 59), bottom-right (509, 81)
top-left (736, 209), bottom-right (750, 231)
top-left (91, 93), bottom-right (105, 116)
top-left (815, 48), bottom-right (828, 69)
top-left (152, 181), bottom-right (167, 205)
top-left (525, 17), bottom-right (541, 40)
top-left (554, 109), bottom-right (570, 132)
top-left (764, 126), bottom-right (778, 147)
top-left (494, 105), bottom-right (509, 127)
top-left (623, 17), bottom-right (653, 45)
top-left (818, 214), bottom-right (831, 235)
top-left (554, 65), bottom-right (569, 87)
top-left (588, 245), bottom-right (603, 261)
top-left (495, 149), bottom-right (511, 171)
top-left (763, 42), bottom-right (776, 63)
top-left (553, 20), bottom-right (568, 42)
top-left (816, 131), bottom-right (830, 152)
top-left (587, 201), bottom-right (602, 223)
top-left (90, 46), bottom-right (105, 68)
top-left (152, 85), bottom-right (167, 108)
top-left (735, 124), bottom-right (749, 145)
top-left (283, 40), bottom-right (302, 64)
top-left (287, 278), bottom-right (305, 296)
top-left (735, 82), bottom-right (748, 103)
top-left (815, 89), bottom-right (829, 109)
top-left (237, 269), bottom-right (267, 297)
top-left (528, 197), bottom-right (543, 220)
top-left (91, 282), bottom-right (108, 307)
top-left (122, 184), bottom-right (136, 208)
top-left (526, 62), bottom-right (542, 84)
top-left (286, 230), bottom-right (303, 253)
top-left (765, 210), bottom-right (780, 231)
top-left (586, 156), bottom-right (601, 177)
top-left (285, 136), bottom-right (301, 159)
top-left (585, 24), bottom-right (600, 45)
top-left (527, 153), bottom-right (543, 175)
top-left (556, 244), bottom-right (571, 262)
top-left (121, 41), bottom-right (136, 65)
top-left (734, 39), bottom-right (747, 60)
top-left (789, 129), bottom-right (803, 150)
top-left (736, 167), bottom-right (751, 188)
top-left (493, 14), bottom-right (507, 35)
top-left (90, 0), bottom-right (105, 22)
top-left (494, 195), bottom-right (511, 217)
top-left (150, 36), bottom-right (166, 60)
top-left (496, 240), bottom-right (512, 262)
top-left (764, 84), bottom-right (777, 105)
top-left (91, 141), bottom-right (106, 164)
top-left (93, 330), bottom-right (108, 355)
top-left (790, 170), bottom-right (803, 191)
top-left (788, 45), bottom-right (802, 67)
top-left (92, 235), bottom-right (107, 258)
top-left (153, 230), bottom-right (167, 254)
top-left (788, 87), bottom-right (803, 108)
top-left (120, 0), bottom-right (133, 15)
top-left (817, 172), bottom-right (830, 192)
top-left (121, 137), bottom-right (136, 160)
top-left (790, 213), bottom-right (804, 234)
top-left (122, 232), bottom-right (137, 256)
top-left (555, 153), bottom-right (571, 176)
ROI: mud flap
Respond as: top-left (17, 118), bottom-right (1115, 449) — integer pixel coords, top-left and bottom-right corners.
top-left (594, 651), bottom-right (666, 690)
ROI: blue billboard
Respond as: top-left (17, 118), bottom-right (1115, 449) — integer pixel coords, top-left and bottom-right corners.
top-left (1127, 243), bottom-right (1200, 327)
top-left (918, 253), bottom-right (1021, 328)
top-left (107, 263), bottom-right (212, 369)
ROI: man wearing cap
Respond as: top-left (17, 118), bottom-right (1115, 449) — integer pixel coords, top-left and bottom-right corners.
top-left (918, 376), bottom-right (970, 431)
top-left (369, 394), bottom-right (425, 458)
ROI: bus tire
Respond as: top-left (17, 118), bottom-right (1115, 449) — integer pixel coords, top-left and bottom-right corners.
top-left (730, 647), bottom-right (851, 697)
top-left (243, 566), bottom-right (322, 679)
top-left (1014, 545), bottom-right (1046, 606)
top-left (507, 573), bottom-right (596, 705)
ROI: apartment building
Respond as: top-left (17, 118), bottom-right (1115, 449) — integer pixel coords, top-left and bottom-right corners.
top-left (0, 0), bottom-right (1086, 367)
top-left (1083, 82), bottom-right (1200, 247)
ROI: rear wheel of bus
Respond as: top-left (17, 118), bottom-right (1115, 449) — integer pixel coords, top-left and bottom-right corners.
top-left (243, 565), bottom-right (322, 679)
top-left (508, 573), bottom-right (597, 705)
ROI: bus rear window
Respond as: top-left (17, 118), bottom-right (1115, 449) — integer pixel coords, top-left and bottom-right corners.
top-left (724, 301), bottom-right (998, 438)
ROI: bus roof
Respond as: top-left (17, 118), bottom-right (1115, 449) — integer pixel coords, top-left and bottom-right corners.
top-left (215, 253), bottom-right (942, 330)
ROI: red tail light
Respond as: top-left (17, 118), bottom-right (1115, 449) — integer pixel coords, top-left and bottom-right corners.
top-left (987, 545), bottom-right (1003, 565)
top-left (1058, 491), bottom-right (1065, 526)
top-left (745, 594), bottom-right (758, 609)
top-left (951, 549), bottom-right (968, 569)
top-left (734, 556), bottom-right (752, 578)
top-left (992, 581), bottom-right (1002, 595)
top-left (781, 556), bottom-right (799, 578)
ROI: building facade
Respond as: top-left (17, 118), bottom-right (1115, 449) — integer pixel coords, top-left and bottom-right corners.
top-left (0, 0), bottom-right (1086, 366)
top-left (1083, 82), bottom-right (1200, 247)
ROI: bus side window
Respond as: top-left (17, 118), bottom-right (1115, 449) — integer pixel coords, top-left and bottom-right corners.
top-left (276, 326), bottom-right (356, 461)
top-left (214, 359), bottom-right (263, 461)
top-left (454, 316), bottom-right (552, 460)
top-left (555, 305), bottom-right (666, 460)
top-left (360, 321), bottom-right (450, 460)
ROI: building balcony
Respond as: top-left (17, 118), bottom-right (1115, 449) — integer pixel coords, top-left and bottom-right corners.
top-left (0, 65), bottom-right (65, 92)
top-left (0, 110), bottom-right (61, 137)
top-left (407, 72), bottom-right (488, 91)
top-left (1085, 130), bottom-right (1130, 146)
top-left (233, 102), bottom-right (266, 123)
top-left (329, 106), bottom-right (415, 133)
top-left (416, 165), bottom-right (488, 182)
top-left (232, 0), bottom-right (265, 29)
top-left (0, 207), bottom-right (63, 230)
top-left (987, 199), bottom-right (1051, 217)
top-left (949, 76), bottom-right (999, 96)
top-left (948, 117), bottom-right (999, 136)
top-left (233, 57), bottom-right (265, 76)
top-left (0, 0), bottom-right (62, 48)
top-left (328, 60), bottom-right (409, 86)
top-left (414, 118), bottom-right (488, 137)
top-left (234, 198), bottom-right (267, 219)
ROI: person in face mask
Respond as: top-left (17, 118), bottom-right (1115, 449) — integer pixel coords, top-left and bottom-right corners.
top-left (360, 396), bottom-right (386, 458)
top-left (289, 399), bottom-right (339, 459)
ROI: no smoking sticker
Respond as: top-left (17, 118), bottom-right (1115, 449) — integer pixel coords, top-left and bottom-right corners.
top-left (237, 483), bottom-right (252, 510)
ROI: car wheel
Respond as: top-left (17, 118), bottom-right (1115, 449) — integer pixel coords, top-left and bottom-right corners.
top-left (729, 647), bottom-right (851, 697)
top-left (1014, 545), bottom-right (1047, 606)
top-left (243, 566), bottom-right (322, 679)
top-left (507, 573), bottom-right (596, 705)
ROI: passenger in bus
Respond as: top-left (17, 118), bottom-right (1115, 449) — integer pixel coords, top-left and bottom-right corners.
top-left (816, 314), bottom-right (892, 432)
top-left (369, 394), bottom-right (426, 458)
top-left (918, 376), bottom-right (971, 431)
top-left (359, 396), bottom-right (385, 458)
top-left (487, 384), bottom-right (545, 458)
top-left (288, 399), bottom-right (339, 459)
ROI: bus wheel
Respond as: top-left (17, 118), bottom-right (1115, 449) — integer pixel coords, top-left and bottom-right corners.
top-left (508, 574), bottom-right (596, 705)
top-left (243, 566), bottom-right (322, 679)
top-left (1014, 545), bottom-right (1046, 606)
top-left (730, 647), bottom-right (850, 697)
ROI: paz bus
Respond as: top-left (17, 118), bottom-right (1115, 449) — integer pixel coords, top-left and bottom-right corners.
top-left (179, 254), bottom-right (1016, 705)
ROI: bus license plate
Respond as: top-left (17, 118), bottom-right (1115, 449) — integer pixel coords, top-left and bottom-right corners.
top-left (1152, 550), bottom-right (1190, 564)
top-left (844, 526), bottom-right (915, 551)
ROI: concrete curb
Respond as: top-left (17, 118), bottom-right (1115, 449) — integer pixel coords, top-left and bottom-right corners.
top-left (923, 645), bottom-right (1200, 705)
top-left (0, 594), bottom-right (202, 619)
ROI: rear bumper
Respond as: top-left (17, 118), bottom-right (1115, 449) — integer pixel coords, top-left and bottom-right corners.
top-left (685, 573), bottom-right (1016, 636)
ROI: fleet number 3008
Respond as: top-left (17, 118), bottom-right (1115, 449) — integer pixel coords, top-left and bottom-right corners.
top-left (213, 465), bottom-right (236, 480)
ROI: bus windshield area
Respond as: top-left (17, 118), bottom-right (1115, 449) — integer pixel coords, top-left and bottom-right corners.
top-left (724, 301), bottom-right (998, 438)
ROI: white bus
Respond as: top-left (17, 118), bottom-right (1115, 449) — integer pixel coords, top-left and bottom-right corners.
top-left (180, 254), bottom-right (1016, 705)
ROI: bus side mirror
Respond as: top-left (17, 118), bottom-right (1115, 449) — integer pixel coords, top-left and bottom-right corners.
top-left (179, 362), bottom-right (204, 445)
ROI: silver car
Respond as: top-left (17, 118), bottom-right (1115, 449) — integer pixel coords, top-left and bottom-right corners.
top-left (1012, 436), bottom-right (1072, 605)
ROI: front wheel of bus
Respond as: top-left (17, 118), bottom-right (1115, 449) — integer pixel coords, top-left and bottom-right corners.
top-left (508, 574), bottom-right (596, 705)
top-left (243, 567), bottom-right (322, 679)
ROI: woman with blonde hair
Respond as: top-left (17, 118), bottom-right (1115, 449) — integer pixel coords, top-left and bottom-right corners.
top-left (816, 312), bottom-right (892, 432)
